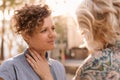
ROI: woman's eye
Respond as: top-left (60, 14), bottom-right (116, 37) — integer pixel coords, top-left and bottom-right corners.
top-left (40, 29), bottom-right (47, 33)
top-left (52, 25), bottom-right (56, 31)
top-left (52, 27), bottom-right (55, 31)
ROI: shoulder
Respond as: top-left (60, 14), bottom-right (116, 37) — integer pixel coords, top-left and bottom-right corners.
top-left (0, 58), bottom-right (15, 69)
top-left (48, 58), bottom-right (66, 80)
top-left (0, 53), bottom-right (24, 70)
top-left (75, 47), bottom-right (120, 79)
top-left (0, 58), bottom-right (15, 80)
top-left (48, 58), bottom-right (65, 73)
top-left (81, 48), bottom-right (113, 70)
top-left (0, 53), bottom-right (25, 80)
top-left (48, 58), bottom-right (64, 68)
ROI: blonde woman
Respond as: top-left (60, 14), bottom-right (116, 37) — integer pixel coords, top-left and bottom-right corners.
top-left (73, 0), bottom-right (120, 80)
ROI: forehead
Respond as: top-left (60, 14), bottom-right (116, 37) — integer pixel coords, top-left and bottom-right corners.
top-left (42, 16), bottom-right (53, 28)
top-left (35, 16), bottom-right (53, 31)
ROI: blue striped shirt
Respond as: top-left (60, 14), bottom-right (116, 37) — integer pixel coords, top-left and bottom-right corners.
top-left (0, 49), bottom-right (66, 80)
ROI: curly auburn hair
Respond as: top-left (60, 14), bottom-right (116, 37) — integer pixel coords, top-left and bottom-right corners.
top-left (76, 0), bottom-right (120, 52)
top-left (12, 4), bottom-right (51, 36)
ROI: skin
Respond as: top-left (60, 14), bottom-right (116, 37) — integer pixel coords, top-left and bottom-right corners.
top-left (25, 16), bottom-right (56, 80)
top-left (0, 77), bottom-right (3, 80)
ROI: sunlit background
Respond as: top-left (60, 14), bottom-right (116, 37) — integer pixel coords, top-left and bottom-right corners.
top-left (0, 0), bottom-right (88, 62)
top-left (0, 0), bottom-right (90, 79)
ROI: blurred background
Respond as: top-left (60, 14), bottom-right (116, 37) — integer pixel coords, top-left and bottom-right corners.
top-left (0, 0), bottom-right (89, 79)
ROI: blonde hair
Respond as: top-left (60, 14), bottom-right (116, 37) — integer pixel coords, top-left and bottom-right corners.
top-left (76, 0), bottom-right (120, 52)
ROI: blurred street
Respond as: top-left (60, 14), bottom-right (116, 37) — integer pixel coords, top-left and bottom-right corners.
top-left (63, 59), bottom-right (83, 80)
top-left (66, 73), bottom-right (74, 80)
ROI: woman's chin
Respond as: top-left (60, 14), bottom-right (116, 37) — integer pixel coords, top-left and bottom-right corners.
top-left (48, 46), bottom-right (55, 50)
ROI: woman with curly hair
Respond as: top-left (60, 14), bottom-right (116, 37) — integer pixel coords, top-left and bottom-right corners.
top-left (0, 4), bottom-right (66, 80)
top-left (73, 0), bottom-right (120, 80)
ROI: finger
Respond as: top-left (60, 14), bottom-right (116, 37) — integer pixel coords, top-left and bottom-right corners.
top-left (30, 48), bottom-right (43, 61)
top-left (26, 57), bottom-right (35, 68)
top-left (28, 48), bottom-right (39, 62)
top-left (26, 54), bottom-right (36, 65)
top-left (26, 54), bottom-right (37, 70)
top-left (0, 77), bottom-right (4, 80)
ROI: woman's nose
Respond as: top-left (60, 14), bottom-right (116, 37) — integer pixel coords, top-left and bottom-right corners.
top-left (48, 30), bottom-right (56, 38)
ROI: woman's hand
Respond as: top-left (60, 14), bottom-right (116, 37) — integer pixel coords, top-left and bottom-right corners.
top-left (0, 77), bottom-right (4, 80)
top-left (26, 48), bottom-right (53, 80)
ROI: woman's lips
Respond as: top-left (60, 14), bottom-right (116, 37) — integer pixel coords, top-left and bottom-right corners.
top-left (48, 40), bottom-right (55, 44)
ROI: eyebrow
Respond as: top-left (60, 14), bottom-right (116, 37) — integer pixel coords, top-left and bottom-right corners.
top-left (42, 25), bottom-right (55, 29)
